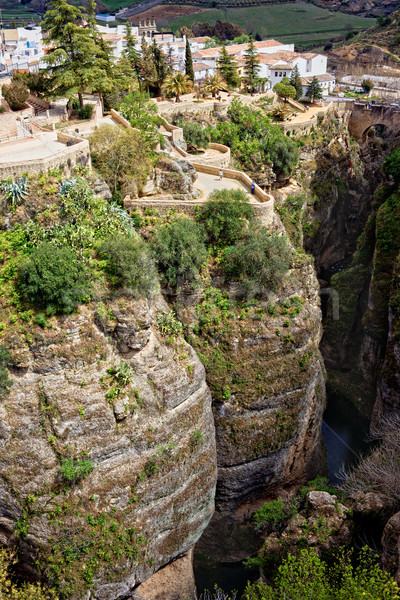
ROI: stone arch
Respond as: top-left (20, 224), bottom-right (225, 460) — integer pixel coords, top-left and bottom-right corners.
top-left (362, 123), bottom-right (389, 142)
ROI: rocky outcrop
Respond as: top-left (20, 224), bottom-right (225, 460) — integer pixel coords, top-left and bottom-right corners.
top-left (155, 157), bottom-right (200, 200)
top-left (382, 511), bottom-right (400, 583)
top-left (187, 250), bottom-right (326, 561)
top-left (0, 295), bottom-right (216, 599)
top-left (133, 549), bottom-right (195, 600)
top-left (257, 491), bottom-right (351, 564)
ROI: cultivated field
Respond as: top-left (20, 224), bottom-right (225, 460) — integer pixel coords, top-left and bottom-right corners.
top-left (167, 2), bottom-right (376, 48)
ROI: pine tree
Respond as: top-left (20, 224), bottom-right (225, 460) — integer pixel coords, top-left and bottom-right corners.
top-left (217, 45), bottom-right (239, 88)
top-left (243, 36), bottom-right (261, 94)
top-left (306, 76), bottom-right (323, 102)
top-left (124, 22), bottom-right (141, 83)
top-left (185, 37), bottom-right (195, 83)
top-left (42, 0), bottom-right (112, 109)
top-left (290, 64), bottom-right (303, 100)
top-left (85, 0), bottom-right (116, 106)
top-left (11, 18), bottom-right (16, 29)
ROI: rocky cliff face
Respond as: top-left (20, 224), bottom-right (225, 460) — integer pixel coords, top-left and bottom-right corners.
top-left (0, 295), bottom-right (216, 599)
top-left (177, 220), bottom-right (326, 561)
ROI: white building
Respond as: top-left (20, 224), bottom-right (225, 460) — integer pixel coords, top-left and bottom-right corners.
top-left (300, 74), bottom-right (336, 99)
top-left (193, 62), bottom-right (214, 82)
top-left (0, 26), bottom-right (44, 73)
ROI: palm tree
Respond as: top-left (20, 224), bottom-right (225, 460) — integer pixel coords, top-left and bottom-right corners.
top-left (163, 72), bottom-right (193, 103)
top-left (204, 73), bottom-right (227, 98)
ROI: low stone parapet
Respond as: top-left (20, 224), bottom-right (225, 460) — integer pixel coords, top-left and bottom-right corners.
top-left (191, 162), bottom-right (273, 204)
top-left (124, 195), bottom-right (275, 227)
top-left (0, 135), bottom-right (90, 178)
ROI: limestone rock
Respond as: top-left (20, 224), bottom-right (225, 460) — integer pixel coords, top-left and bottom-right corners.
top-left (382, 512), bottom-right (400, 584)
top-left (93, 179), bottom-right (112, 200)
top-left (155, 157), bottom-right (197, 200)
top-left (1, 296), bottom-right (217, 599)
top-left (133, 549), bottom-right (195, 600)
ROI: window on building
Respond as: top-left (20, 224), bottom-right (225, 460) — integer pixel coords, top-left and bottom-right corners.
top-left (306, 60), bottom-right (311, 72)
top-left (275, 72), bottom-right (278, 76)
top-left (279, 71), bottom-right (282, 77)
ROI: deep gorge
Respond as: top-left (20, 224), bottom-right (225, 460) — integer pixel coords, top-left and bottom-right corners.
top-left (1, 102), bottom-right (400, 600)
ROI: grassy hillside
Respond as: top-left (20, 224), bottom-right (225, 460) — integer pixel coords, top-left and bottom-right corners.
top-left (168, 2), bottom-right (375, 48)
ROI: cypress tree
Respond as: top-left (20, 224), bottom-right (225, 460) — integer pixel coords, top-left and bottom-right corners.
top-left (151, 39), bottom-right (167, 96)
top-left (185, 37), bottom-right (195, 83)
top-left (243, 36), bottom-right (261, 94)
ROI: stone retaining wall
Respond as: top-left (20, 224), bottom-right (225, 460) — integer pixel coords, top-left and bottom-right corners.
top-left (157, 115), bottom-right (184, 143)
top-left (0, 112), bottom-right (17, 141)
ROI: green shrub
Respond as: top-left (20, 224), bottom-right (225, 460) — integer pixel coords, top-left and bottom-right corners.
top-left (243, 547), bottom-right (400, 600)
top-left (223, 228), bottom-right (291, 298)
top-left (60, 458), bottom-right (93, 484)
top-left (18, 243), bottom-right (91, 314)
top-left (77, 104), bottom-right (94, 120)
top-left (0, 344), bottom-right (12, 398)
top-left (181, 121), bottom-right (211, 151)
top-left (151, 218), bottom-right (207, 288)
top-left (253, 498), bottom-right (286, 529)
top-left (2, 80), bottom-right (29, 110)
top-left (197, 189), bottom-right (254, 246)
top-left (383, 149), bottom-right (400, 185)
top-left (98, 235), bottom-right (158, 296)
top-left (157, 310), bottom-right (183, 337)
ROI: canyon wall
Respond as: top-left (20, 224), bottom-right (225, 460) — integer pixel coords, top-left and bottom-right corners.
top-left (0, 295), bottom-right (217, 599)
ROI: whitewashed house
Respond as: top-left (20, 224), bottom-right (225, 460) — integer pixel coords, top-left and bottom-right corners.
top-left (193, 61), bottom-right (214, 82)
top-left (1, 26), bottom-right (44, 73)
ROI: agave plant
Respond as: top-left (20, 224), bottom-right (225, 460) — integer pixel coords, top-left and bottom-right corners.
top-left (1, 176), bottom-right (29, 207)
top-left (59, 178), bottom-right (79, 196)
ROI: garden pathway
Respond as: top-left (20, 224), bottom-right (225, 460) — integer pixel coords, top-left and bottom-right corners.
top-left (195, 171), bottom-right (251, 200)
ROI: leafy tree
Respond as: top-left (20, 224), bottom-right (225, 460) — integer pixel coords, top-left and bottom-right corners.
top-left (208, 99), bottom-right (299, 181)
top-left (273, 81), bottom-right (296, 101)
top-left (243, 36), bottom-right (261, 93)
top-left (181, 121), bottom-right (211, 151)
top-left (185, 37), bottom-right (195, 83)
top-left (290, 65), bottom-right (303, 100)
top-left (2, 80), bottom-right (29, 110)
top-left (362, 78), bottom-right (374, 93)
top-left (90, 123), bottom-right (151, 193)
top-left (98, 234), bottom-right (158, 296)
top-left (197, 188), bottom-right (254, 245)
top-left (151, 218), bottom-right (207, 288)
top-left (18, 243), bottom-right (91, 314)
top-left (223, 227), bottom-right (290, 298)
top-left (0, 344), bottom-right (12, 398)
top-left (217, 45), bottom-right (240, 88)
top-left (306, 76), bottom-right (323, 102)
top-left (204, 72), bottom-right (227, 97)
top-left (163, 72), bottom-right (192, 102)
top-left (119, 91), bottom-right (160, 147)
top-left (243, 548), bottom-right (400, 600)
top-left (41, 0), bottom-right (110, 108)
